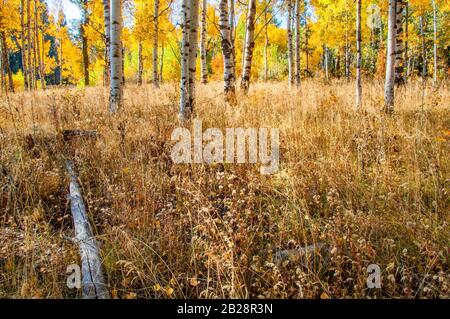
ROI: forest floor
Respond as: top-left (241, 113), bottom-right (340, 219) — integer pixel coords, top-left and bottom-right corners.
top-left (0, 80), bottom-right (448, 298)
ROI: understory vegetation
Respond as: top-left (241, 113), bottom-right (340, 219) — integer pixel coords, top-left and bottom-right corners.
top-left (0, 80), bottom-right (448, 298)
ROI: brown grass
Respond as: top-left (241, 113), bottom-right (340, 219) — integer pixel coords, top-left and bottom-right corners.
top-left (0, 80), bottom-right (448, 298)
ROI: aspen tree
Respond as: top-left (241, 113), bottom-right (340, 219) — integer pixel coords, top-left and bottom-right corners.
top-left (287, 0), bottom-right (294, 86)
top-left (219, 0), bottom-right (236, 102)
top-left (240, 0), bottom-right (256, 94)
top-left (229, 0), bottom-right (236, 80)
top-left (81, 0), bottom-right (89, 86)
top-left (21, 0), bottom-right (28, 89)
top-left (153, 0), bottom-right (159, 88)
top-left (103, 0), bottom-right (110, 86)
top-left (394, 0), bottom-right (405, 86)
top-left (432, 0), bottom-right (438, 84)
top-left (109, 0), bottom-right (123, 114)
top-left (200, 0), bottom-right (208, 84)
top-left (294, 0), bottom-right (301, 87)
top-left (384, 0), bottom-right (397, 113)
top-left (179, 0), bottom-right (199, 119)
top-left (35, 0), bottom-right (45, 89)
top-left (264, 0), bottom-right (269, 81)
top-left (356, 0), bottom-right (362, 108)
top-left (27, 0), bottom-right (33, 90)
top-left (137, 41), bottom-right (143, 86)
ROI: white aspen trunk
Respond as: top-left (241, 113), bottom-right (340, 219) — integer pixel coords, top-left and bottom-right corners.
top-left (103, 0), bottom-right (110, 86)
top-left (432, 0), bottom-right (438, 84)
top-left (229, 0), bottom-right (236, 81)
top-left (180, 0), bottom-right (191, 119)
top-left (287, 0), bottom-right (294, 86)
top-left (241, 6), bottom-right (247, 71)
top-left (356, 0), bottom-right (362, 109)
top-left (59, 36), bottom-right (63, 85)
top-left (294, 0), bottom-right (301, 87)
top-left (81, 0), bottom-right (89, 86)
top-left (420, 15), bottom-right (427, 78)
top-left (200, 0), bottom-right (208, 84)
top-left (0, 45), bottom-right (4, 95)
top-left (137, 41), bottom-right (143, 86)
top-left (219, 0), bottom-right (236, 102)
top-left (405, 2), bottom-right (409, 83)
top-left (34, 0), bottom-right (45, 90)
top-left (27, 0), bottom-right (32, 91)
top-left (109, 0), bottom-right (123, 114)
top-left (384, 0), bottom-right (397, 113)
top-left (179, 0), bottom-right (199, 119)
top-left (394, 0), bottom-right (405, 85)
top-left (160, 40), bottom-right (164, 82)
top-left (240, 0), bottom-right (256, 94)
top-left (324, 46), bottom-right (329, 81)
top-left (264, 2), bottom-right (269, 81)
top-left (153, 0), bottom-right (159, 88)
top-left (40, 28), bottom-right (45, 90)
top-left (345, 31), bottom-right (350, 81)
top-left (32, 11), bottom-right (37, 90)
top-left (20, 0), bottom-right (28, 89)
top-left (1, 32), bottom-right (14, 93)
top-left (187, 0), bottom-right (199, 108)
top-left (0, 34), bottom-right (6, 95)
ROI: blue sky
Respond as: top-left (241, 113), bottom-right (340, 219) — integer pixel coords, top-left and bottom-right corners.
top-left (44, 0), bottom-right (292, 29)
top-left (46, 0), bottom-right (81, 21)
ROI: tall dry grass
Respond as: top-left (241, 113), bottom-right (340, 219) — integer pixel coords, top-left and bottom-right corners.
top-left (0, 80), bottom-right (448, 298)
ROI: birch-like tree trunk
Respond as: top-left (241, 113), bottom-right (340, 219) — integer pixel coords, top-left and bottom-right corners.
top-left (264, 2), bottom-right (269, 81)
top-left (59, 36), bottom-right (63, 85)
top-left (432, 0), bottom-right (438, 84)
top-left (200, 0), bottom-right (208, 84)
top-left (32, 12), bottom-right (37, 90)
top-left (384, 0), bottom-right (397, 113)
top-left (394, 0), bottom-right (405, 86)
top-left (41, 27), bottom-right (46, 88)
top-left (356, 0), bottom-right (362, 109)
top-left (294, 0), bottom-right (301, 87)
top-left (1, 33), bottom-right (8, 94)
top-left (109, 0), bottom-right (123, 114)
top-left (324, 46), bottom-right (329, 81)
top-left (179, 0), bottom-right (199, 119)
top-left (103, 0), bottom-right (110, 86)
top-left (20, 0), bottom-right (28, 89)
top-left (420, 15), bottom-right (427, 78)
top-left (180, 0), bottom-right (191, 118)
top-left (219, 0), bottom-right (236, 102)
top-left (240, 0), bottom-right (256, 94)
top-left (137, 41), bottom-right (143, 86)
top-left (188, 0), bottom-right (199, 106)
top-left (345, 31), bottom-right (350, 81)
top-left (229, 0), bottom-right (236, 81)
top-left (287, 0), bottom-right (294, 86)
top-left (153, 0), bottom-right (159, 88)
top-left (160, 40), bottom-right (164, 82)
top-left (405, 2), bottom-right (409, 82)
top-left (27, 0), bottom-right (32, 90)
top-left (81, 0), bottom-right (90, 86)
top-left (34, 0), bottom-right (45, 90)
top-left (0, 48), bottom-right (5, 95)
top-left (1, 32), bottom-right (14, 93)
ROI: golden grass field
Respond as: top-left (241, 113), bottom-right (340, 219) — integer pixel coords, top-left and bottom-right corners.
top-left (0, 80), bottom-right (448, 298)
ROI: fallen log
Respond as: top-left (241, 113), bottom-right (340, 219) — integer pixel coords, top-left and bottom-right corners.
top-left (274, 243), bottom-right (329, 268)
top-left (63, 130), bottom-right (98, 142)
top-left (65, 160), bottom-right (109, 299)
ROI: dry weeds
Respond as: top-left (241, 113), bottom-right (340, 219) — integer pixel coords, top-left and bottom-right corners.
top-left (0, 80), bottom-right (448, 298)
